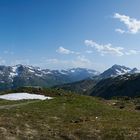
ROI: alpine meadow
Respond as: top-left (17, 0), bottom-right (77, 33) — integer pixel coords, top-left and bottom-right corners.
top-left (0, 0), bottom-right (140, 140)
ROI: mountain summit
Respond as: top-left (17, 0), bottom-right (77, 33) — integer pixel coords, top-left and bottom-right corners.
top-left (99, 64), bottom-right (138, 79)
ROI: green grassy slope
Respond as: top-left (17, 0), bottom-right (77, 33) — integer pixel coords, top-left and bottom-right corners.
top-left (0, 88), bottom-right (139, 139)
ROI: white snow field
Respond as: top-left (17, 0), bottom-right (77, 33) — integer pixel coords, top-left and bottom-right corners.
top-left (0, 93), bottom-right (53, 101)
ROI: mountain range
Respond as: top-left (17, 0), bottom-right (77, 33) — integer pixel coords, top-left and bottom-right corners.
top-left (0, 64), bottom-right (99, 90)
top-left (1, 64), bottom-right (140, 99)
top-left (55, 64), bottom-right (140, 98)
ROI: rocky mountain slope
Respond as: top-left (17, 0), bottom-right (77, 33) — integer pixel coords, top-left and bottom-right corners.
top-left (0, 65), bottom-right (99, 91)
top-left (55, 78), bottom-right (98, 95)
top-left (90, 73), bottom-right (140, 99)
top-left (56, 65), bottom-right (140, 98)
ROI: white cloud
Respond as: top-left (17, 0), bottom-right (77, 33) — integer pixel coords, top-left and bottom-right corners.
top-left (85, 40), bottom-right (140, 56)
top-left (114, 13), bottom-right (140, 34)
top-left (85, 40), bottom-right (124, 56)
top-left (115, 28), bottom-right (125, 34)
top-left (125, 50), bottom-right (140, 55)
top-left (57, 46), bottom-right (73, 54)
top-left (56, 46), bottom-right (79, 55)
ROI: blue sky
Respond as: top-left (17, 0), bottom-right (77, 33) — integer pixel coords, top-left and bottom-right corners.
top-left (0, 0), bottom-right (140, 71)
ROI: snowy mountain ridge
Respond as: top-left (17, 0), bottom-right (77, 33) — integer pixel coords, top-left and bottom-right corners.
top-left (0, 65), bottom-right (100, 90)
top-left (99, 64), bottom-right (140, 79)
top-left (0, 64), bottom-right (139, 91)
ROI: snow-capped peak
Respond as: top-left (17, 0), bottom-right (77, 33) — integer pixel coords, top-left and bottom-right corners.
top-left (100, 64), bottom-right (139, 79)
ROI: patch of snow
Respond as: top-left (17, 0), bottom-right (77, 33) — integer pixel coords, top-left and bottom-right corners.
top-left (70, 70), bottom-right (75, 73)
top-left (9, 72), bottom-right (17, 77)
top-left (59, 70), bottom-right (68, 75)
top-left (0, 93), bottom-right (53, 101)
top-left (115, 69), bottom-right (129, 75)
top-left (9, 66), bottom-right (18, 77)
top-left (120, 68), bottom-right (130, 73)
top-left (27, 68), bottom-right (34, 73)
top-left (115, 69), bottom-right (123, 75)
top-left (35, 73), bottom-right (43, 77)
top-left (45, 71), bottom-right (52, 74)
top-left (12, 66), bottom-right (17, 73)
top-left (27, 66), bottom-right (34, 69)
